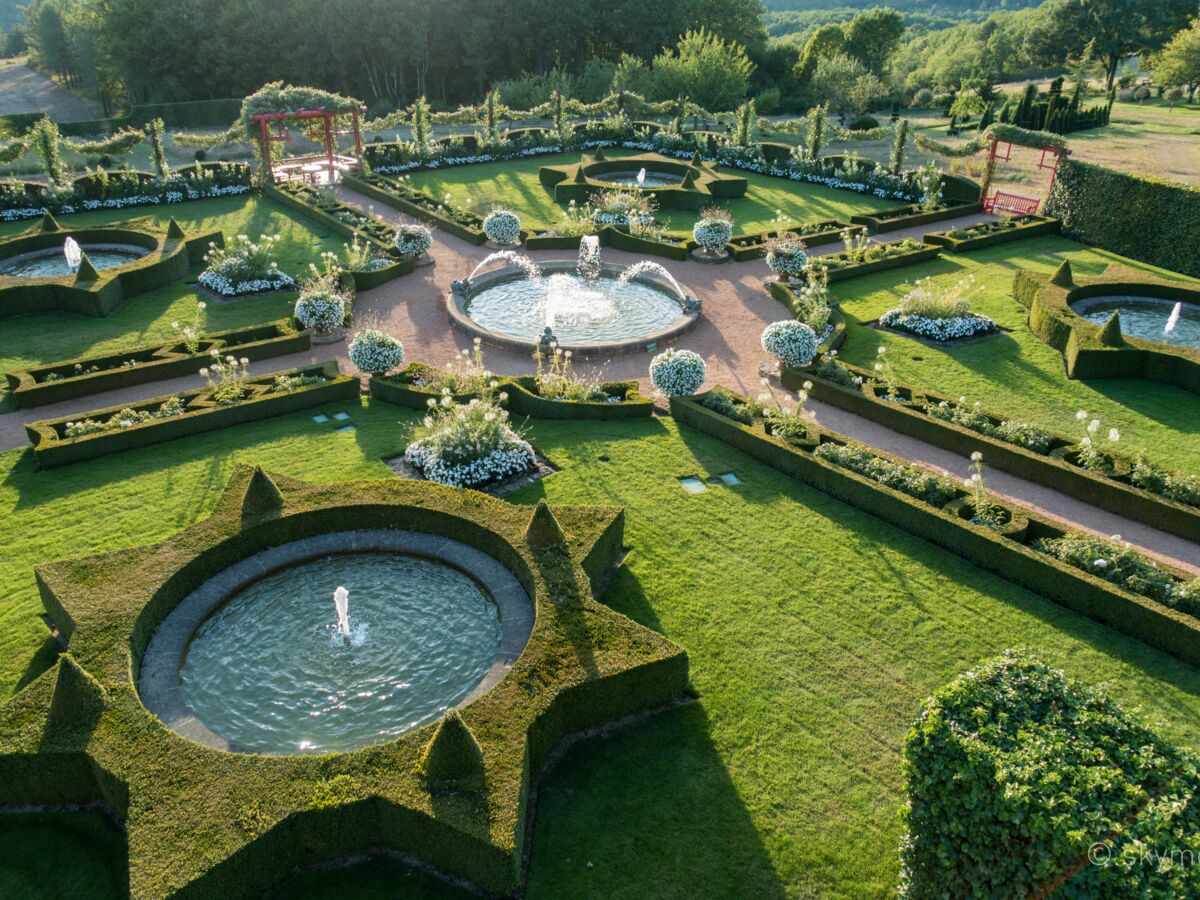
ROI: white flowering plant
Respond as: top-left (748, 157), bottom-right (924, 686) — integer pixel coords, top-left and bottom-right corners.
top-left (764, 235), bottom-right (809, 279)
top-left (404, 388), bottom-right (535, 488)
top-left (171, 300), bottom-right (207, 354)
top-left (392, 222), bottom-right (434, 259)
top-left (199, 350), bottom-right (251, 404)
top-left (198, 233), bottom-right (295, 296)
top-left (1073, 411), bottom-right (1121, 472)
top-left (649, 348), bottom-right (706, 396)
top-left (880, 275), bottom-right (995, 341)
top-left (482, 209), bottom-right (522, 245)
top-left (692, 208), bottom-right (733, 253)
top-left (294, 273), bottom-right (348, 335)
top-left (761, 320), bottom-right (819, 368)
top-left (348, 328), bottom-right (404, 376)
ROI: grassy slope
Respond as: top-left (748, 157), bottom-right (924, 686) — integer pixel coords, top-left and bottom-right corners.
top-left (6, 410), bottom-right (1200, 897)
top-left (0, 196), bottom-right (345, 378)
top-left (831, 234), bottom-right (1200, 474)
top-left (401, 149), bottom-right (895, 236)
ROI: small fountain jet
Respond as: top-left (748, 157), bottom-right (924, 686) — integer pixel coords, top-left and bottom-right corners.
top-left (333, 586), bottom-right (351, 645)
top-left (1165, 302), bottom-right (1182, 336)
top-left (63, 236), bottom-right (82, 271)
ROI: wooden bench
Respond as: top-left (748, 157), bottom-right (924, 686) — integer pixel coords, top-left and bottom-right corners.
top-left (985, 191), bottom-right (1040, 216)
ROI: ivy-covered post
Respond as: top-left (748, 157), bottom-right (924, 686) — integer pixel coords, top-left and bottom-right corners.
top-left (980, 138), bottom-right (998, 202)
top-left (806, 104), bottom-right (826, 161)
top-left (553, 89), bottom-right (566, 147)
top-left (146, 117), bottom-right (169, 178)
top-left (735, 98), bottom-right (756, 148)
top-left (412, 96), bottom-right (430, 151)
top-left (889, 118), bottom-right (909, 175)
top-left (30, 116), bottom-right (66, 187)
top-left (485, 89), bottom-right (499, 146)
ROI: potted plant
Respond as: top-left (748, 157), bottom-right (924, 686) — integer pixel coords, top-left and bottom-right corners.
top-left (691, 207), bottom-right (733, 262)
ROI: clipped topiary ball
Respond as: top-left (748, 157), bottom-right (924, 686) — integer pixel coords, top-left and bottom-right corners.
top-left (649, 348), bottom-right (706, 397)
top-left (761, 320), bottom-right (819, 368)
top-left (348, 328), bottom-right (404, 375)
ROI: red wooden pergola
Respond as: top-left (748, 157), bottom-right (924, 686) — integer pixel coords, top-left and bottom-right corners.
top-left (981, 134), bottom-right (1066, 216)
top-left (252, 106), bottom-right (365, 185)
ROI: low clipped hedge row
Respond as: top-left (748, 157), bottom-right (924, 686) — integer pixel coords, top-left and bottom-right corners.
top-left (540, 152), bottom-right (748, 210)
top-left (370, 364), bottom-right (653, 419)
top-left (766, 282), bottom-right (847, 354)
top-left (6, 320), bottom-right (310, 408)
top-left (0, 222), bottom-right (220, 318)
top-left (850, 200), bottom-right (984, 233)
top-left (4, 469), bottom-right (688, 897)
top-left (25, 361), bottom-right (357, 468)
top-left (1046, 158), bottom-right (1200, 279)
top-left (727, 220), bottom-right (852, 261)
top-left (925, 214), bottom-right (1059, 252)
top-left (822, 242), bottom-right (941, 283)
top-left (785, 361), bottom-right (1200, 543)
top-left (525, 225), bottom-right (693, 261)
top-left (672, 391), bottom-right (1200, 668)
top-left (1014, 265), bottom-right (1200, 394)
top-left (341, 173), bottom-right (489, 244)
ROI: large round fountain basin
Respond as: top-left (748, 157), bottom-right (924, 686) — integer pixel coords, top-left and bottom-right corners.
top-left (599, 170), bottom-right (685, 188)
top-left (1074, 295), bottom-right (1200, 349)
top-left (178, 551), bottom-right (502, 754)
top-left (0, 243), bottom-right (148, 278)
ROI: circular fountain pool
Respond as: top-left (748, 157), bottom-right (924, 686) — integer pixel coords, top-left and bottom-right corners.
top-left (0, 243), bottom-right (148, 278)
top-left (599, 169), bottom-right (685, 188)
top-left (1074, 295), bottom-right (1200, 349)
top-left (453, 259), bottom-right (698, 353)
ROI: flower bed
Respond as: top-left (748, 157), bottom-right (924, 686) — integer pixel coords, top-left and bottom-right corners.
top-left (341, 173), bottom-right (489, 244)
top-left (925, 214), bottom-right (1059, 252)
top-left (5, 320), bottom-right (309, 408)
top-left (672, 389), bottom-right (1200, 667)
top-left (877, 308), bottom-right (997, 342)
top-left (0, 221), bottom-right (220, 318)
top-left (729, 221), bottom-right (854, 262)
top-left (784, 360), bottom-right (1200, 544)
top-left (540, 151), bottom-right (748, 211)
top-left (820, 240), bottom-right (941, 283)
top-left (849, 200), bottom-right (984, 233)
top-left (266, 181), bottom-right (400, 253)
top-left (24, 360), bottom-right (357, 468)
top-left (197, 233), bottom-right (295, 297)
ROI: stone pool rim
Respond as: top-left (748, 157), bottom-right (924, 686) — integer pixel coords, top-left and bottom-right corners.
top-left (447, 258), bottom-right (701, 356)
top-left (0, 241), bottom-right (151, 277)
top-left (138, 528), bottom-right (534, 754)
top-left (595, 168), bottom-right (687, 188)
top-left (1070, 293), bottom-right (1200, 330)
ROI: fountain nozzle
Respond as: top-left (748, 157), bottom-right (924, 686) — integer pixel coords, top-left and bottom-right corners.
top-left (333, 586), bottom-right (351, 641)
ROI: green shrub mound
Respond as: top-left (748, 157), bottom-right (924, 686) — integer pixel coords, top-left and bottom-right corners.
top-left (1013, 265), bottom-right (1200, 394)
top-left (1047, 159), bottom-right (1200, 279)
top-left (849, 200), bottom-right (983, 234)
top-left (418, 710), bottom-right (486, 792)
top-left (525, 499), bottom-right (568, 548)
top-left (241, 466), bottom-right (284, 515)
top-left (541, 152), bottom-right (748, 211)
top-left (0, 468), bottom-right (687, 898)
top-left (900, 652), bottom-right (1200, 898)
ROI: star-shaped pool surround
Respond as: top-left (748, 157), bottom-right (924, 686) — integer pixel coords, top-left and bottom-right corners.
top-left (0, 466), bottom-right (688, 898)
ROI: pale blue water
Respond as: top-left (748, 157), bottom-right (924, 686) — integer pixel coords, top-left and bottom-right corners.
top-left (179, 552), bottom-right (501, 754)
top-left (1079, 297), bottom-right (1200, 349)
top-left (600, 170), bottom-right (684, 188)
top-left (0, 245), bottom-right (146, 277)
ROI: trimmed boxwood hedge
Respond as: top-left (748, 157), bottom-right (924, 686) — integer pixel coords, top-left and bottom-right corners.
top-left (540, 152), bottom-right (748, 211)
top-left (6, 320), bottom-right (310, 408)
top-left (785, 360), bottom-right (1200, 544)
top-left (766, 282), bottom-right (846, 354)
top-left (25, 361), bottom-right (358, 468)
top-left (822, 242), bottom-right (941, 283)
top-left (727, 220), bottom-right (854, 261)
top-left (525, 225), bottom-right (693, 261)
top-left (672, 391), bottom-right (1200, 668)
top-left (1046, 158), bottom-right (1200, 279)
top-left (1014, 264), bottom-right (1200, 394)
top-left (341, 173), bottom-right (490, 244)
top-left (0, 222), bottom-right (220, 319)
top-left (0, 467), bottom-right (687, 898)
top-left (850, 200), bottom-right (985, 233)
top-left (370, 364), bottom-right (654, 419)
top-left (925, 214), bottom-right (1059, 252)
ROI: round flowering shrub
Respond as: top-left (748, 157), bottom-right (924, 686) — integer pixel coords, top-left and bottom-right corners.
top-left (294, 281), bottom-right (347, 335)
top-left (404, 393), bottom-right (535, 488)
top-left (198, 233), bottom-right (295, 296)
top-left (765, 238), bottom-right (809, 279)
top-left (393, 223), bottom-right (433, 259)
top-left (761, 320), bottom-right (819, 367)
top-left (348, 328), bottom-right (405, 375)
top-left (483, 209), bottom-right (522, 246)
top-left (649, 348), bottom-right (706, 397)
top-left (692, 209), bottom-right (733, 253)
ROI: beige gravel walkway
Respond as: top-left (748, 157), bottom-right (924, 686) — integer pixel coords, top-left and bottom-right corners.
top-left (1, 190), bottom-right (1196, 576)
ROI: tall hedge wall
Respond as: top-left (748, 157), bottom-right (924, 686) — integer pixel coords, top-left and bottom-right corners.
top-left (1046, 159), bottom-right (1200, 278)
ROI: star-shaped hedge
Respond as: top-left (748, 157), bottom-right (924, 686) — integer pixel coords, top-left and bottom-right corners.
top-left (0, 466), bottom-right (688, 898)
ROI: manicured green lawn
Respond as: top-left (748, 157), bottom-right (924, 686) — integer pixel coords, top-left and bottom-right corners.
top-left (402, 149), bottom-right (895, 236)
top-left (5, 406), bottom-right (1200, 897)
top-left (0, 196), bottom-right (342, 380)
top-left (831, 234), bottom-right (1200, 474)
top-left (0, 810), bottom-right (127, 900)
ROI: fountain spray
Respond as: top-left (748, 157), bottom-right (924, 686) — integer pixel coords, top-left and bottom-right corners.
top-left (333, 586), bottom-right (351, 644)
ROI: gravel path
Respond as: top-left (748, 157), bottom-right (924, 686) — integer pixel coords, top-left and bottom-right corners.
top-left (0, 61), bottom-right (96, 120)
top-left (2, 191), bottom-right (1196, 575)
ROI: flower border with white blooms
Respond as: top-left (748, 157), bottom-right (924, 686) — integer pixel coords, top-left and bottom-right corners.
top-left (761, 320), bottom-right (819, 367)
top-left (878, 308), bottom-right (997, 342)
top-left (404, 436), bottom-right (536, 488)
top-left (649, 348), bottom-right (706, 397)
top-left (198, 268), bottom-right (296, 297)
top-left (482, 210), bottom-right (522, 245)
top-left (348, 328), bottom-right (405, 375)
top-left (393, 222), bottom-right (434, 259)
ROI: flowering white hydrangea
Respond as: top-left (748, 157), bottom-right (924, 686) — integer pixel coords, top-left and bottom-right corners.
top-left (878, 308), bottom-right (996, 341)
top-left (649, 348), bottom-right (706, 396)
top-left (392, 223), bottom-right (433, 259)
top-left (692, 215), bottom-right (733, 252)
top-left (294, 289), bottom-right (346, 333)
top-left (348, 328), bottom-right (404, 375)
top-left (404, 395), bottom-right (535, 488)
top-left (765, 240), bottom-right (809, 277)
top-left (761, 320), bottom-right (819, 367)
top-left (483, 209), bottom-right (522, 245)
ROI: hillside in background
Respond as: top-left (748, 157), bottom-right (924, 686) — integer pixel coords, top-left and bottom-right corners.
top-left (763, 0), bottom-right (1043, 10)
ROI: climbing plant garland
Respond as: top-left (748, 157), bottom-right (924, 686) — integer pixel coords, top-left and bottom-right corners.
top-left (890, 118), bottom-right (909, 175)
top-left (915, 123), bottom-right (1069, 159)
top-left (0, 138), bottom-right (27, 164)
top-left (145, 118), bottom-right (169, 177)
top-left (62, 127), bottom-right (146, 157)
top-left (170, 123), bottom-right (243, 149)
top-left (29, 117), bottom-right (67, 186)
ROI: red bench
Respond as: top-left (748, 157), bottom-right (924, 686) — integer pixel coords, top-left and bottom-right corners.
top-left (985, 191), bottom-right (1040, 216)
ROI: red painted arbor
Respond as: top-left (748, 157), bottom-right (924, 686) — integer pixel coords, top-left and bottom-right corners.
top-left (252, 107), bottom-right (365, 185)
top-left (982, 135), bottom-right (1065, 215)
